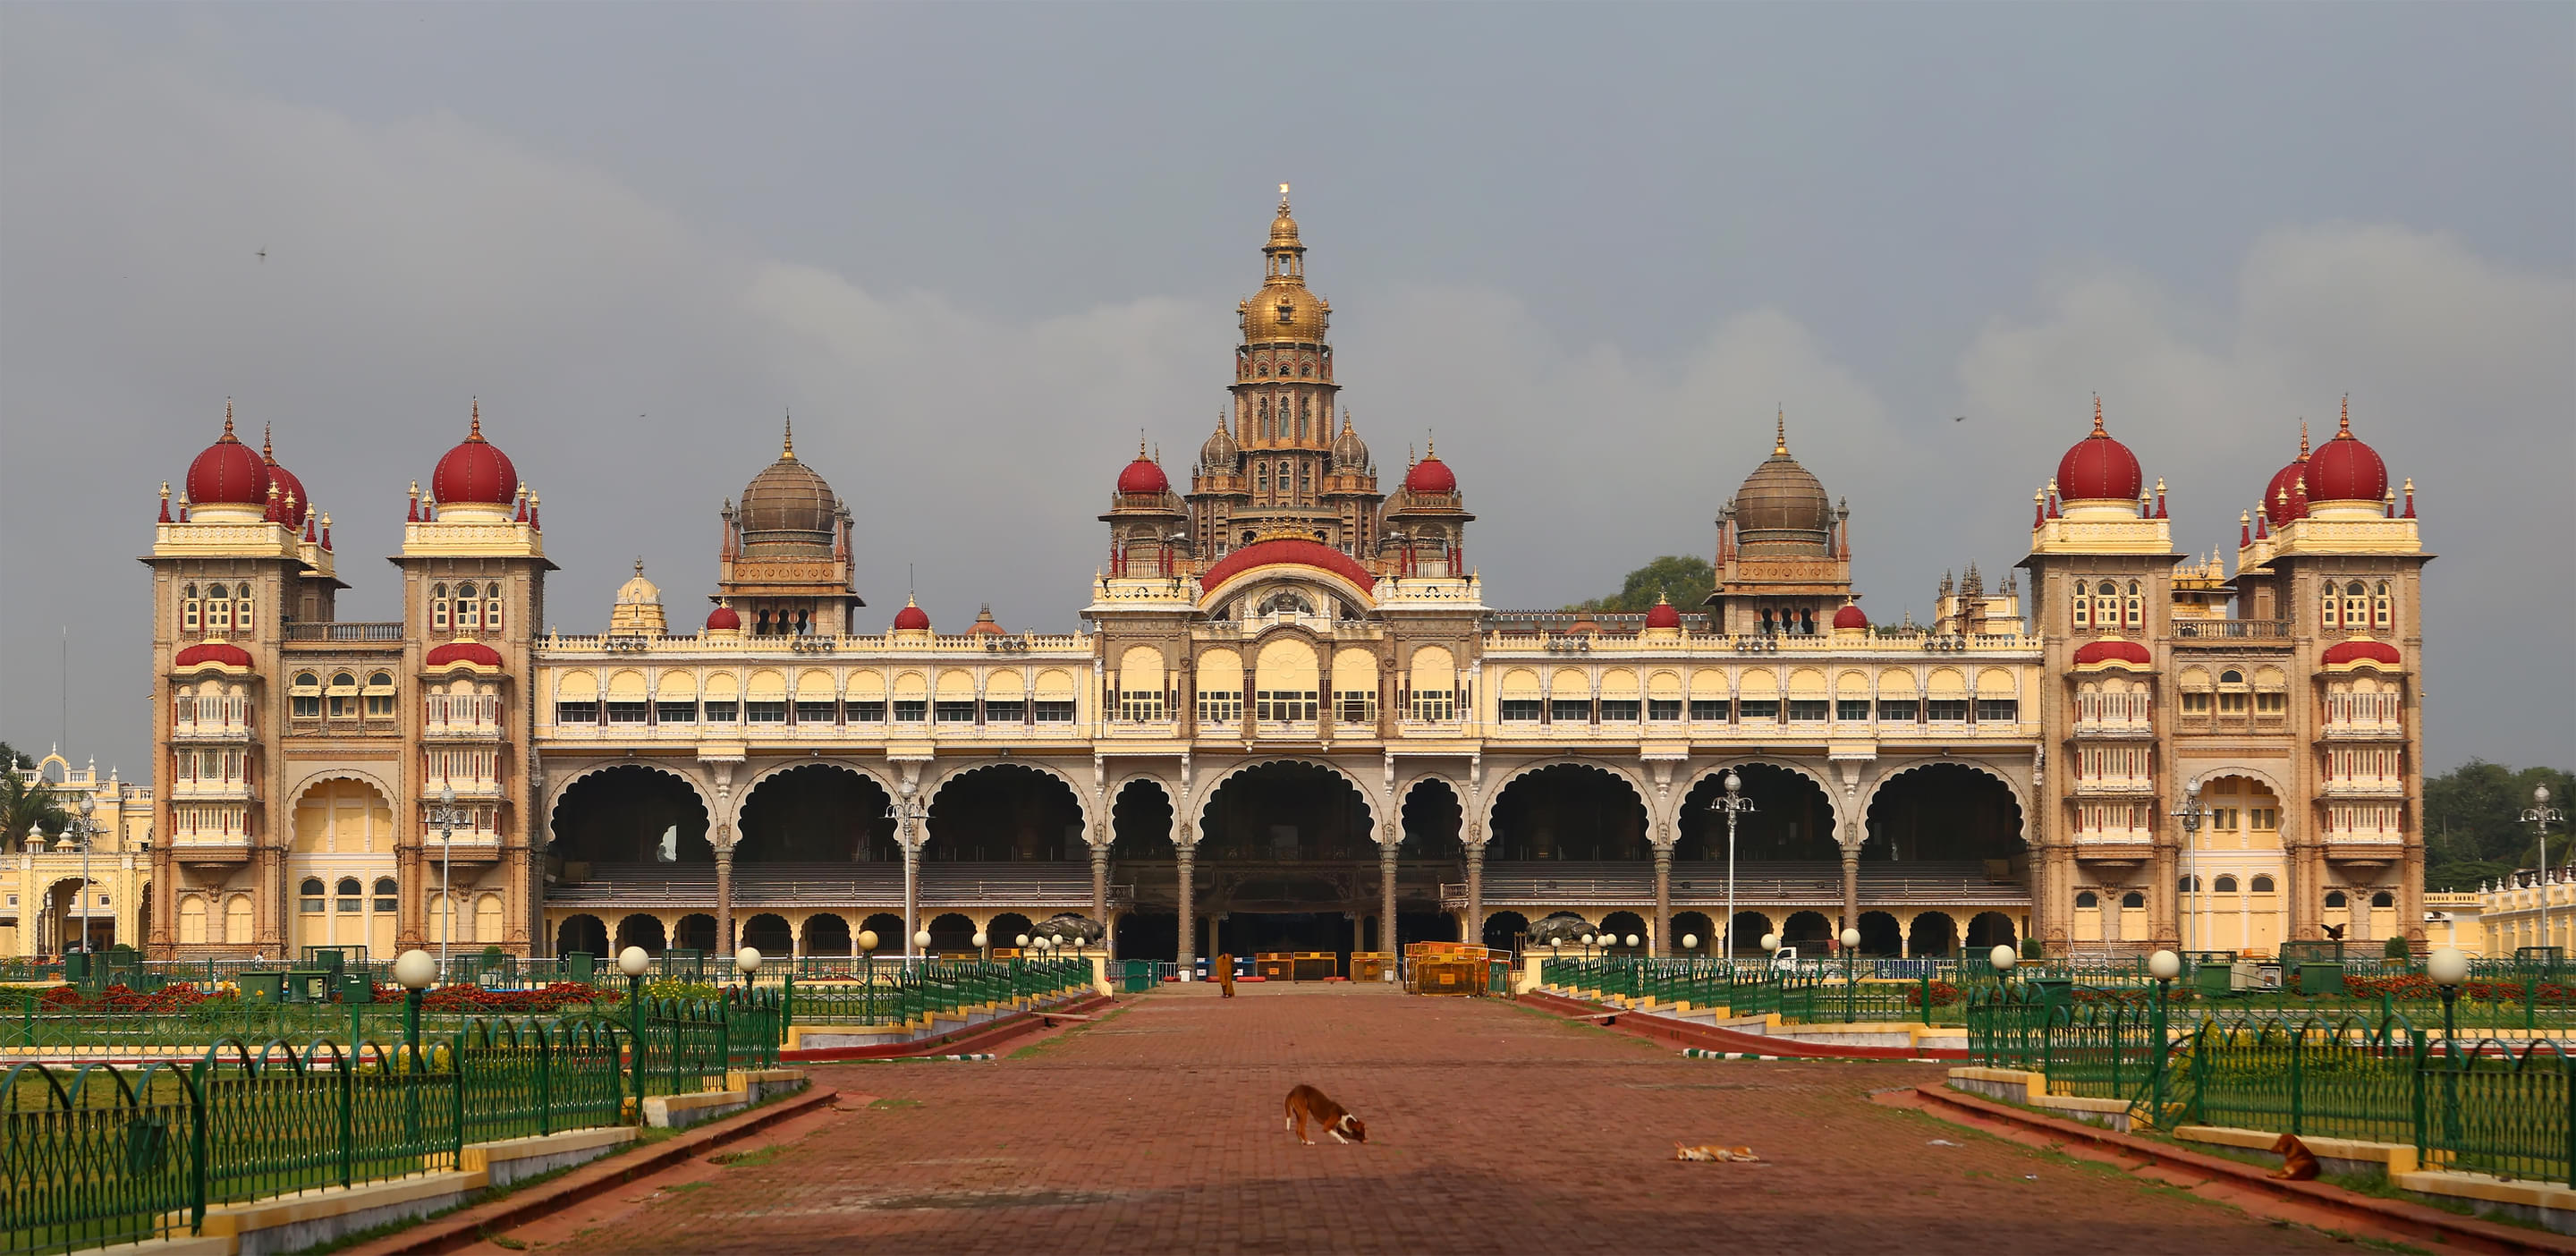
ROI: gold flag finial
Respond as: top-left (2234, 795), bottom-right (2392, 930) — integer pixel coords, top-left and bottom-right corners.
top-left (782, 412), bottom-right (795, 460)
top-left (1278, 182), bottom-right (1291, 211)
top-left (2092, 394), bottom-right (2105, 435)
top-left (1775, 408), bottom-right (1787, 455)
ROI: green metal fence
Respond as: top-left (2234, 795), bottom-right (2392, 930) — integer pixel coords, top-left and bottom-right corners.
top-left (781, 959), bottom-right (1089, 1028)
top-left (0, 1062), bottom-right (199, 1254)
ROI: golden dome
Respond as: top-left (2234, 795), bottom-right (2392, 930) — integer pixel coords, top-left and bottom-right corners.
top-left (739, 418), bottom-right (840, 556)
top-left (1241, 183), bottom-right (1329, 344)
top-left (1730, 414), bottom-right (1835, 556)
top-left (614, 558), bottom-right (661, 606)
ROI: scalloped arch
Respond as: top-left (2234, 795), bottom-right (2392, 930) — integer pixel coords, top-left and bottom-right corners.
top-left (923, 760), bottom-right (1096, 840)
top-left (1678, 759), bottom-right (1845, 844)
top-left (544, 760), bottom-right (716, 844)
top-left (1857, 757), bottom-right (2031, 844)
top-left (283, 767), bottom-right (400, 811)
top-left (1479, 760), bottom-right (1654, 843)
top-left (728, 760), bottom-right (899, 836)
top-left (1191, 757), bottom-right (1385, 846)
top-left (2181, 764), bottom-right (2301, 843)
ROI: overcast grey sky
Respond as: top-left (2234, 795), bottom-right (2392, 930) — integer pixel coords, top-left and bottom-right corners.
top-left (3, 4), bottom-right (2569, 779)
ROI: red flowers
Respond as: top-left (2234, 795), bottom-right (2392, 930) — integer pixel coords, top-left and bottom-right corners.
top-left (366, 982), bottom-right (619, 1013)
top-left (2344, 973), bottom-right (2566, 1002)
top-left (33, 982), bottom-right (223, 1014)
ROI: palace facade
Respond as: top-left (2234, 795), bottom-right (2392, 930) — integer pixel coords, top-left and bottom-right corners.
top-left (140, 192), bottom-right (2433, 967)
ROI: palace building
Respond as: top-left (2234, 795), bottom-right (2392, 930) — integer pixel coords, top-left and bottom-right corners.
top-left (140, 191), bottom-right (2433, 968)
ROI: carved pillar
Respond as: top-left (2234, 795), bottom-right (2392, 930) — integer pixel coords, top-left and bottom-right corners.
top-left (1465, 832), bottom-right (1485, 948)
top-left (1651, 844), bottom-right (1673, 958)
top-left (1841, 848), bottom-right (1860, 938)
top-left (1091, 839), bottom-right (1111, 958)
top-left (259, 846), bottom-right (289, 956)
top-left (715, 839), bottom-right (734, 954)
top-left (902, 836), bottom-right (920, 958)
top-left (1380, 838), bottom-right (1399, 966)
top-left (1175, 843), bottom-right (1197, 976)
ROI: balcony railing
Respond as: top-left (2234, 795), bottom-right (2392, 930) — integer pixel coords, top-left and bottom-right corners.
top-left (2170, 619), bottom-right (2291, 641)
top-left (284, 622), bottom-right (404, 641)
top-left (171, 698), bottom-right (253, 740)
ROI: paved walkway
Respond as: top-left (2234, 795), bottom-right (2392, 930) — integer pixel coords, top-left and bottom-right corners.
top-left (537, 984), bottom-right (2342, 1253)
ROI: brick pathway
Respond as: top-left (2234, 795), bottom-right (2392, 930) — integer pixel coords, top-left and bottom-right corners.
top-left (537, 984), bottom-right (2341, 1253)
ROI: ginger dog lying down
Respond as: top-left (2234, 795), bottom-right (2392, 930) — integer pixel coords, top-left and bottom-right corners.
top-left (1674, 1143), bottom-right (1762, 1162)
top-left (1284, 1084), bottom-right (1367, 1145)
top-left (2270, 1133), bottom-right (2321, 1181)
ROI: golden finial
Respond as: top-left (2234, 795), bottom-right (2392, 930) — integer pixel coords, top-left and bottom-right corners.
top-left (1775, 408), bottom-right (1788, 456)
top-left (262, 422), bottom-right (275, 463)
top-left (2338, 393), bottom-right (2351, 436)
top-left (2298, 418), bottom-right (2310, 459)
top-left (469, 397), bottom-right (483, 441)
top-left (1138, 432), bottom-right (1148, 458)
top-left (2091, 394), bottom-right (2105, 436)
top-left (781, 413), bottom-right (795, 460)
top-left (634, 556), bottom-right (645, 576)
top-left (1425, 437), bottom-right (1436, 460)
top-left (221, 398), bottom-right (236, 441)
top-left (1278, 182), bottom-right (1291, 212)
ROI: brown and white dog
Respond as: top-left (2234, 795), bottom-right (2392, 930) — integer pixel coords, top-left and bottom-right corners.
top-left (2270, 1133), bottom-right (2322, 1181)
top-left (1674, 1143), bottom-right (1762, 1162)
top-left (1284, 1084), bottom-right (1367, 1145)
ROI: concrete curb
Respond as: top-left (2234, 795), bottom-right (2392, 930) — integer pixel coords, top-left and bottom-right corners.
top-left (341, 1085), bottom-right (838, 1256)
top-left (1521, 989), bottom-right (1967, 1061)
top-left (781, 994), bottom-right (1114, 1061)
top-left (1904, 1083), bottom-right (2576, 1255)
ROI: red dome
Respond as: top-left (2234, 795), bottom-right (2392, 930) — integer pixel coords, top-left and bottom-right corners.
top-left (2321, 639), bottom-right (2402, 667)
top-left (1116, 454), bottom-right (1169, 496)
top-left (2055, 400), bottom-right (2141, 502)
top-left (2262, 460), bottom-right (2309, 525)
top-left (892, 600), bottom-right (931, 632)
top-left (260, 429), bottom-right (310, 528)
top-left (1199, 538), bottom-right (1377, 593)
top-left (431, 407), bottom-right (519, 506)
top-left (2072, 639), bottom-right (2153, 667)
top-left (1832, 604), bottom-right (1868, 631)
top-left (425, 641), bottom-right (504, 669)
top-left (705, 605), bottom-right (741, 631)
top-left (1645, 598), bottom-right (1682, 630)
top-left (185, 412), bottom-right (271, 508)
top-left (1403, 452), bottom-right (1457, 496)
top-left (174, 641), bottom-right (255, 670)
top-left (2304, 403), bottom-right (2387, 504)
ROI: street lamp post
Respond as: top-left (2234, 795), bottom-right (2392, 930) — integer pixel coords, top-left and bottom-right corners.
top-left (1986, 943), bottom-right (2018, 1066)
top-left (2524, 786), bottom-right (2564, 961)
top-left (1708, 772), bottom-right (1756, 963)
top-left (2148, 948), bottom-right (2181, 1124)
top-left (394, 948), bottom-right (436, 1143)
top-left (617, 946), bottom-right (651, 1116)
top-left (1841, 926), bottom-right (1862, 1023)
top-left (425, 785), bottom-right (469, 972)
top-left (2171, 780), bottom-right (2206, 955)
top-left (2429, 946), bottom-right (2469, 1148)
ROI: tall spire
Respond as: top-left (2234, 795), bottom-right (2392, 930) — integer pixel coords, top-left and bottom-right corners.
top-left (1775, 407), bottom-right (1788, 456)
top-left (2092, 393), bottom-right (2105, 435)
top-left (2298, 418), bottom-right (2310, 460)
top-left (781, 412), bottom-right (795, 461)
top-left (468, 397), bottom-right (484, 442)
top-left (2338, 393), bottom-right (2351, 437)
top-left (262, 422), bottom-right (275, 463)
top-left (221, 398), bottom-right (237, 442)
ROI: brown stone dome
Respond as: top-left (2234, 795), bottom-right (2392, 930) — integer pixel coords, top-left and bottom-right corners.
top-left (1730, 419), bottom-right (1834, 556)
top-left (739, 420), bottom-right (839, 556)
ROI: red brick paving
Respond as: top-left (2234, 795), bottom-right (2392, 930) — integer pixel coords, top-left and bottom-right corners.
top-left (534, 984), bottom-right (2342, 1254)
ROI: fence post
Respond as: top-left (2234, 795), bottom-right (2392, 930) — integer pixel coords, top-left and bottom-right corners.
top-left (1921, 970), bottom-right (1932, 1026)
top-left (2411, 1027), bottom-right (2428, 1169)
top-left (537, 1023), bottom-right (553, 1138)
top-left (338, 1044), bottom-right (355, 1189)
top-left (189, 1062), bottom-right (210, 1235)
top-left (2290, 1030), bottom-right (2305, 1136)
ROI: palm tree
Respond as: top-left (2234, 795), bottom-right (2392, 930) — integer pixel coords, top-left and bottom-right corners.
top-left (1, 765), bottom-right (73, 850)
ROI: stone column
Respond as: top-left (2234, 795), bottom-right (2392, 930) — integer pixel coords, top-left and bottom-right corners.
top-left (902, 837), bottom-right (920, 958)
top-left (1470, 854), bottom-right (1494, 949)
top-left (1175, 844), bottom-right (1197, 977)
top-left (1381, 841), bottom-right (1400, 967)
top-left (1090, 841), bottom-right (1111, 958)
top-left (1841, 848), bottom-right (1860, 940)
top-left (1651, 845), bottom-right (1673, 958)
top-left (715, 840), bottom-right (734, 954)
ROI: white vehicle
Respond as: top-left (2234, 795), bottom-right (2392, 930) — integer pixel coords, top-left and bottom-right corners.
top-left (1769, 946), bottom-right (1800, 971)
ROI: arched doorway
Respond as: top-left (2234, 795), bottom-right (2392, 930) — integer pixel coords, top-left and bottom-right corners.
top-left (1729, 911), bottom-right (1774, 956)
top-left (549, 767), bottom-right (710, 864)
top-left (614, 913), bottom-right (666, 955)
top-left (802, 912), bottom-right (852, 957)
top-left (287, 777), bottom-right (397, 955)
top-left (860, 912), bottom-right (905, 953)
top-left (741, 913), bottom-right (791, 957)
top-left (1908, 912), bottom-right (1959, 957)
top-left (987, 912), bottom-right (1035, 949)
top-left (1782, 910), bottom-right (1835, 950)
top-left (1490, 766), bottom-right (1648, 861)
top-left (1395, 779), bottom-right (1466, 950)
top-left (926, 766), bottom-right (1082, 861)
top-left (1197, 763), bottom-right (1375, 965)
top-left (1863, 765), bottom-right (2024, 864)
top-left (1857, 910), bottom-right (1901, 956)
top-left (555, 914), bottom-right (608, 957)
top-left (1671, 911), bottom-right (1715, 955)
top-left (1483, 910), bottom-right (1530, 953)
top-left (926, 912), bottom-right (976, 955)
top-left (1966, 911), bottom-right (2017, 952)
top-left (674, 913), bottom-right (716, 954)
top-left (1107, 779), bottom-right (1175, 963)
top-left (1600, 910), bottom-right (1648, 953)
top-left (735, 766), bottom-right (895, 862)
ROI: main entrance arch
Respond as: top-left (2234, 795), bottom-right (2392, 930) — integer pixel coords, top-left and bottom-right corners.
top-left (1189, 761), bottom-right (1377, 968)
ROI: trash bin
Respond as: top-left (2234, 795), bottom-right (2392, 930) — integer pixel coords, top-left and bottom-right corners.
top-left (63, 952), bottom-right (89, 984)
top-left (239, 971), bottom-right (285, 1003)
top-left (1121, 960), bottom-right (1156, 994)
top-left (2193, 963), bottom-right (2235, 997)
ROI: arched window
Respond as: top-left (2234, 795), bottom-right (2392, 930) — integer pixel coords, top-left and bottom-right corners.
top-left (2373, 581), bottom-right (2392, 629)
top-left (2214, 875), bottom-right (2240, 893)
top-left (431, 582), bottom-right (450, 632)
top-left (2074, 890), bottom-right (2098, 909)
top-left (373, 878), bottom-right (398, 912)
top-left (2120, 891), bottom-right (2145, 910)
top-left (455, 581), bottom-right (479, 631)
top-left (206, 583), bottom-right (232, 633)
top-left (2220, 669), bottom-right (2244, 685)
top-left (485, 583), bottom-right (503, 632)
top-left (2125, 580), bottom-right (2142, 628)
top-left (2324, 890), bottom-right (2349, 909)
top-left (1256, 466), bottom-right (1269, 492)
top-left (2251, 875), bottom-right (2276, 894)
top-left (234, 587), bottom-right (253, 634)
top-left (327, 671), bottom-right (358, 719)
top-left (2178, 875), bottom-right (2199, 893)
top-left (2370, 890), bottom-right (2394, 909)
top-left (2072, 589), bottom-right (2089, 629)
top-left (182, 583), bottom-right (201, 633)
top-left (335, 878), bottom-right (362, 912)
top-left (2343, 580), bottom-right (2368, 630)
top-left (299, 878), bottom-right (326, 912)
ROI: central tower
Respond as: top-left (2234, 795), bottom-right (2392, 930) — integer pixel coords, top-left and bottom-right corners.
top-left (1189, 186), bottom-right (1382, 561)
